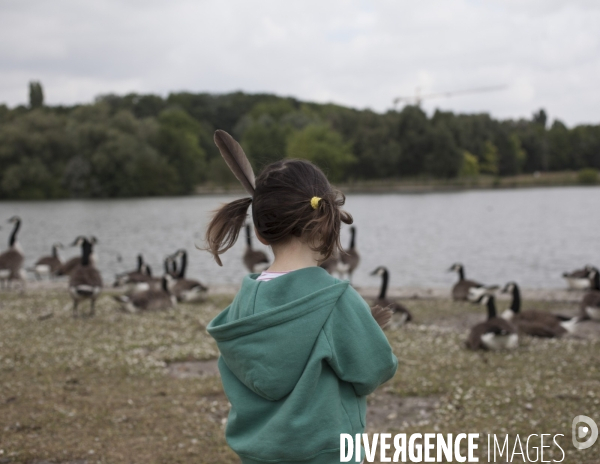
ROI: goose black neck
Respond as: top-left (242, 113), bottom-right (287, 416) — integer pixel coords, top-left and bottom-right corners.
top-left (510, 284), bottom-right (521, 313)
top-left (52, 245), bottom-right (58, 258)
top-left (378, 269), bottom-right (389, 300)
top-left (593, 271), bottom-right (600, 291)
top-left (458, 267), bottom-right (465, 280)
top-left (162, 277), bottom-right (169, 293)
top-left (349, 227), bottom-right (356, 250)
top-left (136, 254), bottom-right (143, 272)
top-left (145, 264), bottom-right (152, 276)
top-left (178, 251), bottom-right (187, 278)
top-left (486, 296), bottom-right (497, 320)
top-left (81, 240), bottom-right (92, 266)
top-left (246, 225), bottom-right (252, 248)
top-left (9, 219), bottom-right (20, 247)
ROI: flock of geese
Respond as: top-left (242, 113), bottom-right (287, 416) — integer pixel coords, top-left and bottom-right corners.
top-left (1, 216), bottom-right (599, 350)
top-left (449, 262), bottom-right (600, 350)
top-left (0, 216), bottom-right (208, 315)
top-left (317, 232), bottom-right (600, 351)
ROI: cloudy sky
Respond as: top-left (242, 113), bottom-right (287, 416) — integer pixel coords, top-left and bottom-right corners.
top-left (1, 0), bottom-right (599, 126)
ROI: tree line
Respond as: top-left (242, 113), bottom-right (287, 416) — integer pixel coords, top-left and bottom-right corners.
top-left (0, 82), bottom-right (598, 199)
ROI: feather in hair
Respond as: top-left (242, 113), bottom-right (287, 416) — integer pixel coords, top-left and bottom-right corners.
top-left (214, 130), bottom-right (256, 196)
top-left (370, 305), bottom-right (393, 329)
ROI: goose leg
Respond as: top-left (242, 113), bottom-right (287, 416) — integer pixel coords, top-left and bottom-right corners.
top-left (72, 300), bottom-right (78, 318)
top-left (90, 298), bottom-right (96, 317)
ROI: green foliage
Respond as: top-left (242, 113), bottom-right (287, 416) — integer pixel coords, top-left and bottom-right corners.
top-left (578, 168), bottom-right (598, 185)
top-left (3, 83), bottom-right (600, 199)
top-left (156, 109), bottom-right (207, 194)
top-left (286, 125), bottom-right (355, 182)
top-left (29, 81), bottom-right (44, 108)
top-left (241, 117), bottom-right (291, 168)
top-left (459, 151), bottom-right (479, 177)
top-left (480, 141), bottom-right (499, 175)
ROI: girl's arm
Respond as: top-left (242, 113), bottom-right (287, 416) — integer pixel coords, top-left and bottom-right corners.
top-left (323, 287), bottom-right (398, 397)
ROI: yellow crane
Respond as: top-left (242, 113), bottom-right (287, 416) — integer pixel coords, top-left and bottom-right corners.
top-left (393, 85), bottom-right (508, 109)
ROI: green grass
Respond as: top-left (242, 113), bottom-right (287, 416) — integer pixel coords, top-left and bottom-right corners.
top-left (0, 290), bottom-right (598, 463)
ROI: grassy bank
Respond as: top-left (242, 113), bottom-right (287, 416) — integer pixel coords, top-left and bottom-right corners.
top-left (195, 170), bottom-right (598, 195)
top-left (0, 289), bottom-right (599, 463)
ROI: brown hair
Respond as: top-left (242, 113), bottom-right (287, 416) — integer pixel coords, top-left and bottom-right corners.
top-left (205, 159), bottom-right (353, 265)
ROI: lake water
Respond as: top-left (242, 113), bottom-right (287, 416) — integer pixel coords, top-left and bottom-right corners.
top-left (0, 186), bottom-right (598, 290)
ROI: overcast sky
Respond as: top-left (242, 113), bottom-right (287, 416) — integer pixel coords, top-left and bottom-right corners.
top-left (1, 0), bottom-right (599, 126)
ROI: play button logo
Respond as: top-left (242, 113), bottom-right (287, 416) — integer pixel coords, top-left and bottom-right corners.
top-left (572, 416), bottom-right (598, 450)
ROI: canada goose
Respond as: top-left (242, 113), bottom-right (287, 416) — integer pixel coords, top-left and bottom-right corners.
top-left (448, 263), bottom-right (496, 301)
top-left (113, 275), bottom-right (176, 313)
top-left (319, 250), bottom-right (339, 275)
top-left (466, 294), bottom-right (518, 350)
top-left (338, 226), bottom-right (360, 283)
top-left (68, 237), bottom-right (103, 317)
top-left (500, 282), bottom-right (578, 337)
top-left (580, 268), bottom-right (600, 321)
top-left (171, 249), bottom-right (208, 302)
top-left (370, 266), bottom-right (412, 328)
top-left (56, 236), bottom-right (93, 277)
top-left (243, 224), bottom-right (270, 273)
top-left (0, 216), bottom-right (25, 288)
top-left (113, 254), bottom-right (153, 292)
top-left (563, 265), bottom-right (594, 290)
top-left (30, 243), bottom-right (63, 279)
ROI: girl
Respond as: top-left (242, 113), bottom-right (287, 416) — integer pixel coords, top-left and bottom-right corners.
top-left (206, 158), bottom-right (398, 464)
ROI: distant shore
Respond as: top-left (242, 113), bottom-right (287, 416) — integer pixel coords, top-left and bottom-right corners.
top-left (195, 170), bottom-right (598, 195)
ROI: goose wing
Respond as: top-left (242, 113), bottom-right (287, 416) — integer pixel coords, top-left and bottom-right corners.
top-left (563, 268), bottom-right (589, 278)
top-left (0, 249), bottom-right (24, 272)
top-left (516, 320), bottom-right (565, 338)
top-left (452, 279), bottom-right (483, 300)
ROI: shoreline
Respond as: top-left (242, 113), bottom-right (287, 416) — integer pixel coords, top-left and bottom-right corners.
top-left (195, 171), bottom-right (597, 195)
top-left (14, 280), bottom-right (586, 303)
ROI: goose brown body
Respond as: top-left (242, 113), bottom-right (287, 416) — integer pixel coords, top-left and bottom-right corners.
top-left (68, 237), bottom-right (102, 317)
top-left (501, 282), bottom-right (577, 337)
top-left (467, 295), bottom-right (518, 350)
top-left (580, 268), bottom-right (600, 321)
top-left (113, 276), bottom-right (175, 313)
top-left (338, 226), bottom-right (359, 283)
top-left (370, 266), bottom-right (412, 328)
top-left (170, 250), bottom-right (208, 302)
top-left (0, 216), bottom-right (25, 285)
top-left (449, 263), bottom-right (484, 301)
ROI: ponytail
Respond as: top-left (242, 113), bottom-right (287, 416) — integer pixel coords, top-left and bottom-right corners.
top-left (205, 197), bottom-right (253, 266)
top-left (303, 189), bottom-right (353, 260)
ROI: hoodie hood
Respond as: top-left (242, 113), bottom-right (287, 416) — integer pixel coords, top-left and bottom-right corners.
top-left (207, 267), bottom-right (348, 401)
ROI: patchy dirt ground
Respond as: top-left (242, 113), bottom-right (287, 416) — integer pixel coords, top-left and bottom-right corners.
top-left (0, 286), bottom-right (599, 463)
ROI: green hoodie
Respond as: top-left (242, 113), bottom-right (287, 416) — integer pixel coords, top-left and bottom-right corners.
top-left (207, 267), bottom-right (398, 464)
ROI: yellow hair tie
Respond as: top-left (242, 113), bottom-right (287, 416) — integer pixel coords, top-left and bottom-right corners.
top-left (310, 196), bottom-right (322, 210)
